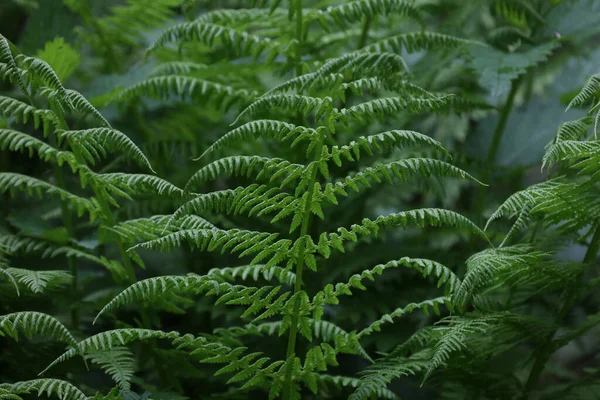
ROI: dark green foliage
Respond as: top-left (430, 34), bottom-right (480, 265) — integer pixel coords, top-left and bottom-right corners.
top-left (1, 1), bottom-right (600, 399)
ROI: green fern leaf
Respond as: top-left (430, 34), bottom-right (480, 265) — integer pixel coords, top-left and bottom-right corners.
top-left (198, 120), bottom-right (317, 160)
top-left (186, 156), bottom-right (304, 190)
top-left (365, 31), bottom-right (482, 54)
top-left (321, 0), bottom-right (423, 25)
top-left (111, 76), bottom-right (255, 110)
top-left (0, 96), bottom-right (59, 137)
top-left (0, 311), bottom-right (76, 346)
top-left (0, 129), bottom-right (77, 169)
top-left (147, 19), bottom-right (274, 58)
top-left (327, 130), bottom-right (450, 166)
top-left (0, 173), bottom-right (96, 218)
top-left (84, 347), bottom-right (135, 391)
top-left (61, 128), bottom-right (153, 172)
top-left (4, 268), bottom-right (71, 293)
top-left (44, 329), bottom-right (181, 374)
top-left (0, 379), bottom-right (87, 400)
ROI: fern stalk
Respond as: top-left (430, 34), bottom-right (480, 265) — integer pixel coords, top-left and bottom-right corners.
top-left (282, 3), bottom-right (312, 398)
top-left (522, 223), bottom-right (600, 398)
top-left (475, 77), bottom-right (521, 215)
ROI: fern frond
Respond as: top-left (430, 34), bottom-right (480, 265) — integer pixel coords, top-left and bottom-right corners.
top-left (0, 256), bottom-right (20, 295)
top-left (264, 52), bottom-right (408, 96)
top-left (234, 94), bottom-right (333, 125)
top-left (324, 159), bottom-right (483, 200)
top-left (555, 117), bottom-right (593, 142)
top-left (424, 313), bottom-right (509, 382)
top-left (320, 208), bottom-right (487, 254)
top-left (319, 374), bottom-right (399, 400)
top-left (0, 129), bottom-right (77, 169)
top-left (350, 352), bottom-right (431, 400)
top-left (147, 19), bottom-right (274, 58)
top-left (172, 185), bottom-right (298, 222)
top-left (321, 0), bottom-right (423, 25)
top-left (95, 275), bottom-right (224, 322)
top-left (364, 32), bottom-right (482, 54)
top-left (485, 180), bottom-right (569, 230)
top-left (0, 173), bottom-right (96, 217)
top-left (0, 379), bottom-right (87, 400)
top-left (103, 215), bottom-right (215, 244)
top-left (0, 235), bottom-right (126, 277)
top-left (0, 96), bottom-right (59, 137)
top-left (95, 173), bottom-right (185, 198)
top-left (4, 268), bottom-right (71, 293)
top-left (198, 120), bottom-right (317, 160)
top-left (327, 130), bottom-right (449, 166)
top-left (207, 265), bottom-right (296, 286)
top-left (0, 311), bottom-right (77, 346)
top-left (186, 156), bottom-right (304, 190)
top-left (542, 140), bottom-right (600, 170)
top-left (44, 329), bottom-right (181, 374)
top-left (84, 347), bottom-right (135, 391)
top-left (61, 128), bottom-right (153, 171)
top-left (112, 76), bottom-right (255, 110)
top-left (357, 297), bottom-right (448, 339)
top-left (567, 74), bottom-right (600, 111)
top-left (63, 89), bottom-right (111, 128)
top-left (337, 95), bottom-right (453, 125)
top-left (453, 246), bottom-right (552, 308)
top-left (16, 54), bottom-right (67, 97)
top-left (0, 34), bottom-right (27, 95)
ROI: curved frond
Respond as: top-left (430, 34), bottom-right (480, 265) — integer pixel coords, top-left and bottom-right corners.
top-left (61, 128), bottom-right (153, 171)
top-left (0, 311), bottom-right (76, 346)
top-left (364, 31), bottom-right (482, 54)
top-left (147, 19), bottom-right (274, 58)
top-left (172, 185), bottom-right (299, 222)
top-left (4, 268), bottom-right (71, 294)
top-left (319, 208), bottom-right (487, 255)
top-left (542, 140), bottom-right (600, 170)
top-left (43, 329), bottom-right (180, 374)
top-left (567, 74), bottom-right (600, 111)
top-left (16, 55), bottom-right (67, 96)
top-left (111, 76), bottom-right (254, 109)
top-left (198, 120), bottom-right (317, 160)
top-left (132, 228), bottom-right (292, 268)
top-left (321, 0), bottom-right (423, 25)
top-left (186, 156), bottom-right (304, 190)
top-left (84, 347), bottom-right (135, 391)
top-left (338, 95), bottom-right (453, 125)
top-left (234, 95), bottom-right (333, 125)
top-left (349, 353), bottom-right (431, 400)
top-left (63, 89), bottom-right (111, 128)
top-left (95, 173), bottom-right (185, 198)
top-left (103, 215), bottom-right (215, 244)
top-left (0, 379), bottom-right (87, 400)
top-left (207, 265), bottom-right (296, 286)
top-left (328, 130), bottom-right (449, 166)
top-left (0, 173), bottom-right (96, 217)
top-left (323, 159), bottom-right (483, 202)
top-left (357, 297), bottom-right (448, 339)
top-left (0, 96), bottom-right (59, 137)
top-left (0, 129), bottom-right (77, 168)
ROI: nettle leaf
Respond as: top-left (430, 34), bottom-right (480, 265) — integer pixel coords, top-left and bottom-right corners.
top-left (467, 41), bottom-right (559, 97)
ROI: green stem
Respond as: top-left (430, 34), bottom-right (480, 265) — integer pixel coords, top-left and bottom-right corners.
top-left (475, 78), bottom-right (521, 216)
top-left (294, 0), bottom-right (303, 78)
top-left (282, 133), bottom-right (323, 400)
top-left (358, 15), bottom-right (372, 49)
top-left (521, 223), bottom-right (600, 398)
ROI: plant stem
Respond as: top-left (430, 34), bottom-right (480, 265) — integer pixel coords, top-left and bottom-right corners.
top-left (358, 15), bottom-right (372, 49)
top-left (475, 78), bottom-right (521, 216)
top-left (294, 0), bottom-right (303, 78)
top-left (282, 132), bottom-right (323, 400)
top-left (521, 223), bottom-right (600, 398)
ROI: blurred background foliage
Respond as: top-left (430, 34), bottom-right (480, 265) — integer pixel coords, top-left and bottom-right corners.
top-left (1, 0), bottom-right (600, 399)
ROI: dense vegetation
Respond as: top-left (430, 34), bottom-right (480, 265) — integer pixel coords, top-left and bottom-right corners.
top-left (1, 0), bottom-right (600, 399)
